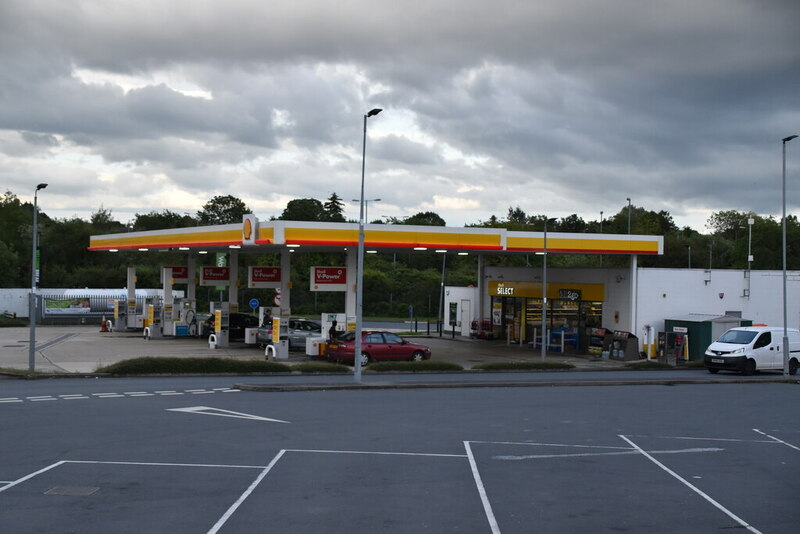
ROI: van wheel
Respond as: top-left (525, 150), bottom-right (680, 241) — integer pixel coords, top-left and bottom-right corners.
top-left (742, 359), bottom-right (757, 376)
top-left (707, 368), bottom-right (719, 374)
top-left (789, 359), bottom-right (798, 376)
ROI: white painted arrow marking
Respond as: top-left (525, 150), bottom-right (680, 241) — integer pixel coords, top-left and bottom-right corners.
top-left (167, 406), bottom-right (289, 423)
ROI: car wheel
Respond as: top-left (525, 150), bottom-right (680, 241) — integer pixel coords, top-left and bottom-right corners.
top-left (707, 368), bottom-right (719, 374)
top-left (410, 351), bottom-right (425, 362)
top-left (789, 358), bottom-right (798, 376)
top-left (360, 352), bottom-right (370, 367)
top-left (742, 358), bottom-right (757, 376)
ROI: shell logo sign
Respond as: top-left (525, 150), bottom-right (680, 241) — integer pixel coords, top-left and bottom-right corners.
top-left (242, 214), bottom-right (258, 245)
top-left (310, 266), bottom-right (347, 292)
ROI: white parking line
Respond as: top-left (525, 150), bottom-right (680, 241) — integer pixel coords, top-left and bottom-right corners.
top-left (494, 447), bottom-right (723, 461)
top-left (0, 461), bottom-right (66, 494)
top-left (206, 450), bottom-right (286, 534)
top-left (752, 429), bottom-right (800, 451)
top-left (285, 448), bottom-right (466, 458)
top-left (620, 435), bottom-right (762, 534)
top-left (0, 398), bottom-right (22, 403)
top-left (464, 441), bottom-right (501, 534)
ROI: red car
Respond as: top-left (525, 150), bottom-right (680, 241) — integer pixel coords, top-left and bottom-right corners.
top-left (327, 330), bottom-right (432, 366)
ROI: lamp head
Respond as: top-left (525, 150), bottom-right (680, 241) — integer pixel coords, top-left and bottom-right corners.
top-left (366, 108), bottom-right (382, 117)
top-left (36, 183), bottom-right (48, 191)
top-left (784, 135), bottom-right (798, 143)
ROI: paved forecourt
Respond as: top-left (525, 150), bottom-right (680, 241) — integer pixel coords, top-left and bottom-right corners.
top-left (1, 378), bottom-right (798, 533)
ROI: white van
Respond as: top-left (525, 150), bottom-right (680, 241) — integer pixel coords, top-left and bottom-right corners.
top-left (704, 326), bottom-right (800, 375)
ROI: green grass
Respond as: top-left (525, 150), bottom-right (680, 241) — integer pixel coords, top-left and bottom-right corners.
top-left (472, 361), bottom-right (574, 371)
top-left (0, 367), bottom-right (50, 376)
top-left (96, 357), bottom-right (292, 375)
top-left (624, 360), bottom-right (676, 370)
top-left (365, 361), bottom-right (464, 372)
top-left (0, 315), bottom-right (27, 327)
top-left (291, 362), bottom-right (350, 373)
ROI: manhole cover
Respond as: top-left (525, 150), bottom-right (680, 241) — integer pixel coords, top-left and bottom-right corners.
top-left (45, 486), bottom-right (99, 496)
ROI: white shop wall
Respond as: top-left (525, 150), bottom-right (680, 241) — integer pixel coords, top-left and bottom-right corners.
top-left (636, 269), bottom-right (800, 338)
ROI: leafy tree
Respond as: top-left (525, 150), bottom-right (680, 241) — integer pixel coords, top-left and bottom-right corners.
top-left (323, 193), bottom-right (346, 222)
top-left (90, 206), bottom-right (126, 234)
top-left (0, 241), bottom-right (20, 287)
top-left (403, 211), bottom-right (446, 226)
top-left (279, 198), bottom-right (326, 221)
top-left (558, 214), bottom-right (587, 233)
top-left (197, 195), bottom-right (251, 225)
top-left (134, 210), bottom-right (197, 231)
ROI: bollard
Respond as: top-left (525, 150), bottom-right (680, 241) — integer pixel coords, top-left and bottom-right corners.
top-left (143, 327), bottom-right (151, 340)
top-left (265, 344), bottom-right (276, 361)
top-left (208, 334), bottom-right (217, 349)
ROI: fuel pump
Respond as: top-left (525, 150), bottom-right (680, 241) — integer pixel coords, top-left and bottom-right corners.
top-left (144, 300), bottom-right (164, 340)
top-left (208, 302), bottom-right (229, 348)
top-left (172, 299), bottom-right (196, 336)
top-left (266, 315), bottom-right (289, 360)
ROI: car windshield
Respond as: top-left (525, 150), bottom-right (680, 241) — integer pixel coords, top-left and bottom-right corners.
top-left (717, 330), bottom-right (758, 344)
top-left (337, 332), bottom-right (356, 342)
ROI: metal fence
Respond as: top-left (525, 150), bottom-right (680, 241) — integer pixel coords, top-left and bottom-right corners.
top-left (38, 294), bottom-right (160, 324)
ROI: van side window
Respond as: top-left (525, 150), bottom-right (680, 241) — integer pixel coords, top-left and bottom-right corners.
top-left (754, 332), bottom-right (771, 349)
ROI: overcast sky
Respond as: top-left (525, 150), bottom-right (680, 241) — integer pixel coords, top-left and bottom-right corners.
top-left (1, 1), bottom-right (799, 232)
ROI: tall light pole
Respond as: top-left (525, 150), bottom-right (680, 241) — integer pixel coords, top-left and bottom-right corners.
top-left (354, 108), bottom-right (382, 382)
top-left (29, 183), bottom-right (48, 372)
top-left (599, 211), bottom-right (604, 267)
top-left (352, 198), bottom-right (381, 223)
top-left (747, 217), bottom-right (754, 271)
top-left (626, 198), bottom-right (632, 234)
top-left (781, 134), bottom-right (797, 376)
top-left (541, 217), bottom-right (556, 361)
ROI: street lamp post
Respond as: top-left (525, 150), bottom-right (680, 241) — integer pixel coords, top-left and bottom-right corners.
top-left (29, 183), bottom-right (48, 372)
top-left (599, 211), bottom-right (604, 267)
top-left (352, 198), bottom-right (381, 223)
top-left (541, 217), bottom-right (556, 361)
top-left (782, 134), bottom-right (797, 376)
top-left (626, 198), bottom-right (632, 234)
top-left (354, 108), bottom-right (382, 383)
top-left (747, 217), bottom-right (754, 271)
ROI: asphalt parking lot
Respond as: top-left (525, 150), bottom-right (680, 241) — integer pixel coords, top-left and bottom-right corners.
top-left (1, 379), bottom-right (798, 533)
top-left (0, 324), bottom-right (630, 373)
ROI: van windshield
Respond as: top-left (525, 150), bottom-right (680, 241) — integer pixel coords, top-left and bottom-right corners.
top-left (717, 330), bottom-right (758, 344)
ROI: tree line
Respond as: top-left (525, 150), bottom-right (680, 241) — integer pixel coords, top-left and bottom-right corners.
top-left (1, 189), bottom-right (797, 317)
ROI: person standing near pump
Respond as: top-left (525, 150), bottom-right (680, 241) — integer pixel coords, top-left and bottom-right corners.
top-left (328, 320), bottom-right (338, 342)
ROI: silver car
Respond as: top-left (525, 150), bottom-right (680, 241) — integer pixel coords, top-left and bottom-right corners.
top-left (257, 317), bottom-right (322, 349)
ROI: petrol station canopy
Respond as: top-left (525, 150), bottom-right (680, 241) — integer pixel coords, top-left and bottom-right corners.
top-left (88, 218), bottom-right (664, 256)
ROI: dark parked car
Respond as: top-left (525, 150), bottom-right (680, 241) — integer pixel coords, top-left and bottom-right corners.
top-left (256, 317), bottom-right (322, 349)
top-left (202, 312), bottom-right (259, 341)
top-left (327, 330), bottom-right (431, 366)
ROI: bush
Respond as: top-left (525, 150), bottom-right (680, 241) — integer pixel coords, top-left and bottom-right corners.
top-left (292, 362), bottom-right (350, 373)
top-left (365, 361), bottom-right (464, 372)
top-left (96, 357), bottom-right (292, 375)
top-left (472, 361), bottom-right (574, 371)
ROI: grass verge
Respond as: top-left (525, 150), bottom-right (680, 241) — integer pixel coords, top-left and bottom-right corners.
top-left (0, 315), bottom-right (27, 327)
top-left (291, 362), bottom-right (350, 373)
top-left (96, 357), bottom-right (292, 375)
top-left (472, 361), bottom-right (574, 371)
top-left (365, 361), bottom-right (464, 372)
top-left (624, 360), bottom-right (676, 370)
